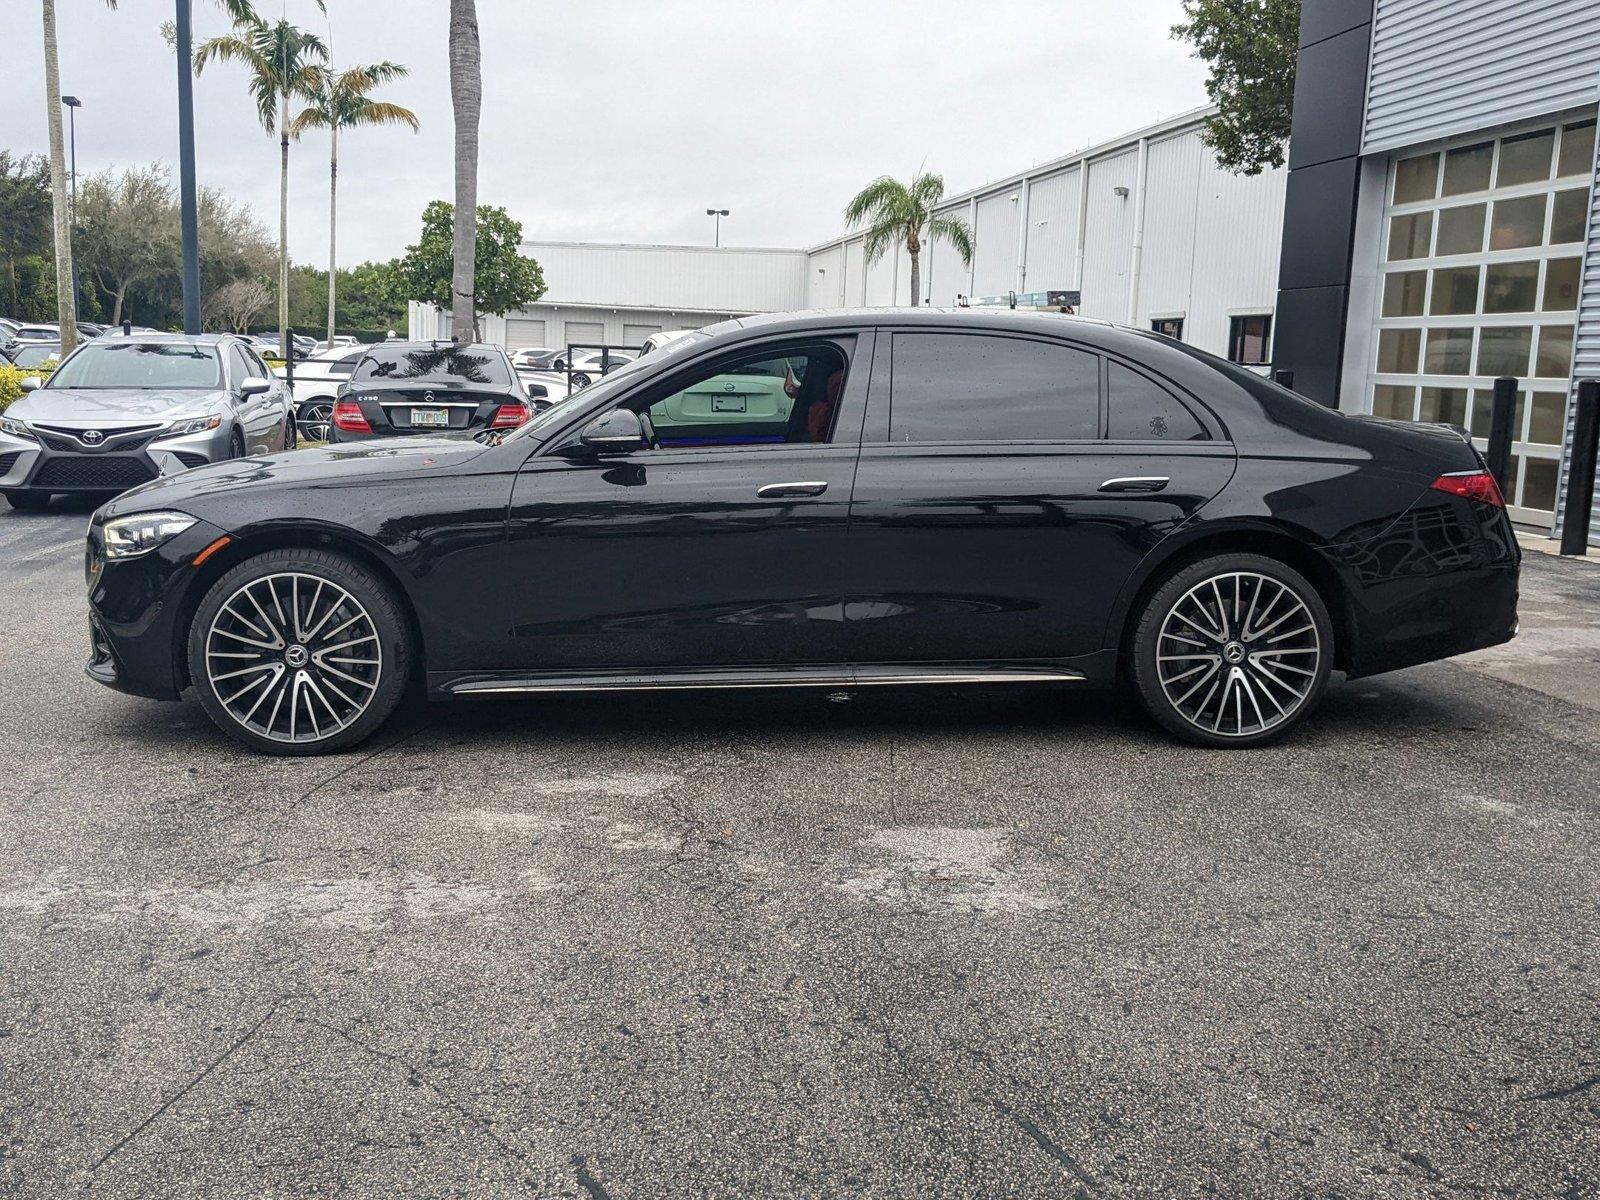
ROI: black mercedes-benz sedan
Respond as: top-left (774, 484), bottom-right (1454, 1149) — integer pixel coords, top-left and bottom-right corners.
top-left (327, 340), bottom-right (532, 441)
top-left (83, 309), bottom-right (1518, 755)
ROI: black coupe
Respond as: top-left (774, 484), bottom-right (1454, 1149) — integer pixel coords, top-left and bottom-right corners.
top-left (84, 309), bottom-right (1518, 755)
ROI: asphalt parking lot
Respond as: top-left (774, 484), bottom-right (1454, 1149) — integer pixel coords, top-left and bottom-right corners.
top-left (2, 501), bottom-right (1599, 1198)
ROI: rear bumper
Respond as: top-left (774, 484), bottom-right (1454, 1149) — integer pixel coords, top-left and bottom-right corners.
top-left (1334, 494), bottom-right (1520, 678)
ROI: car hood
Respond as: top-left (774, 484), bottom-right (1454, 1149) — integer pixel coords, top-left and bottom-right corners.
top-left (101, 434), bottom-right (495, 519)
top-left (9, 387), bottom-right (225, 425)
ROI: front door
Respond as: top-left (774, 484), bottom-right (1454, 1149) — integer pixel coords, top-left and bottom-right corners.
top-left (499, 334), bottom-right (871, 674)
top-left (843, 330), bottom-right (1236, 667)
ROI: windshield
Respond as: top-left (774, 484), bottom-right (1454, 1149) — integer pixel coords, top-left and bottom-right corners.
top-left (48, 341), bottom-right (221, 389)
top-left (505, 332), bottom-right (712, 441)
top-left (354, 345), bottom-right (511, 386)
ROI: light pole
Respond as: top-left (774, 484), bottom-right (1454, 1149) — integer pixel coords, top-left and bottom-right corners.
top-left (706, 208), bottom-right (729, 248)
top-left (60, 95), bottom-right (81, 324)
top-left (174, 0), bottom-right (201, 334)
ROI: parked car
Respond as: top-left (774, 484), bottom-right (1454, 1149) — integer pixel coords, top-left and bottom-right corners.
top-left (327, 340), bottom-right (532, 442)
top-left (567, 349), bottom-right (635, 389)
top-left (82, 309), bottom-right (1520, 755)
top-left (0, 333), bottom-right (294, 510)
top-left (6, 342), bottom-right (63, 369)
top-left (276, 346), bottom-right (370, 441)
top-left (0, 318), bottom-right (19, 339)
top-left (313, 336), bottom-right (359, 354)
top-left (636, 329), bottom-right (696, 356)
top-left (510, 346), bottom-right (561, 371)
top-left (78, 322), bottom-right (107, 338)
top-left (11, 323), bottom-right (61, 343)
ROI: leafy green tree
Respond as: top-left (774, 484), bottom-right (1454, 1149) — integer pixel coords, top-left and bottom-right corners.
top-left (291, 62), bottom-right (419, 343)
top-left (0, 152), bottom-right (52, 316)
top-left (1172, 0), bottom-right (1301, 175)
top-left (74, 166), bottom-right (178, 325)
top-left (195, 0), bottom-right (328, 352)
top-left (396, 201), bottom-right (545, 335)
top-left (843, 172), bottom-right (973, 307)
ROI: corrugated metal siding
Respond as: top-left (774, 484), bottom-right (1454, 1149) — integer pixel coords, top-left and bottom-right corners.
top-left (1189, 145), bottom-right (1288, 354)
top-left (1553, 109), bottom-right (1600, 545)
top-left (843, 241), bottom-right (867, 307)
top-left (973, 190), bottom-right (1022, 295)
top-left (1364, 0), bottom-right (1600, 154)
top-left (504, 318), bottom-right (547, 348)
top-left (1023, 167), bottom-right (1081, 290)
top-left (925, 205), bottom-right (970, 303)
top-left (1137, 133), bottom-right (1204, 324)
top-left (1081, 150), bottom-right (1140, 322)
top-left (522, 241), bottom-right (808, 312)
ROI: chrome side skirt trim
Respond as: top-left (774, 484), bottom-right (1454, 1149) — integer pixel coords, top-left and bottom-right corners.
top-left (449, 668), bottom-right (1084, 696)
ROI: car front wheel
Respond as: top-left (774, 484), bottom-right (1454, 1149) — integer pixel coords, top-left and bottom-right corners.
top-left (1130, 552), bottom-right (1333, 748)
top-left (186, 549), bottom-right (412, 755)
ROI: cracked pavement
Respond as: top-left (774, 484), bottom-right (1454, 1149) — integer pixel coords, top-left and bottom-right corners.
top-left (2, 503), bottom-right (1599, 1197)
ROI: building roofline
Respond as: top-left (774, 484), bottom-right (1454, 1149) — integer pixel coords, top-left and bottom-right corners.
top-left (804, 103), bottom-right (1220, 254)
top-left (517, 239), bottom-right (808, 256)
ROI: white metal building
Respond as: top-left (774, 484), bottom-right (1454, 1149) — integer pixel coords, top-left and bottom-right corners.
top-left (803, 108), bottom-right (1287, 363)
top-left (408, 241), bottom-right (808, 351)
top-left (412, 107), bottom-right (1288, 368)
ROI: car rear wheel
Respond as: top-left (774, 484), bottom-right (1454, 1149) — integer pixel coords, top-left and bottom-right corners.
top-left (298, 401), bottom-right (332, 442)
top-left (186, 549), bottom-right (412, 755)
top-left (3, 489), bottom-right (51, 511)
top-left (1130, 552), bottom-right (1332, 748)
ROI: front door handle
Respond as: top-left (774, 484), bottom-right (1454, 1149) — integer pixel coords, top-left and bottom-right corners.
top-left (1098, 476), bottom-right (1169, 493)
top-left (757, 481), bottom-right (828, 499)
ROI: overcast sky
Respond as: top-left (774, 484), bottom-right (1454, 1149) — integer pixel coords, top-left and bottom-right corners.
top-left (6, 0), bottom-right (1212, 266)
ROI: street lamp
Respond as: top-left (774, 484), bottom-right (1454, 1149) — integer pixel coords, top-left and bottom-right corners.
top-left (706, 208), bottom-right (729, 248)
top-left (60, 95), bottom-right (81, 325)
top-left (174, 0), bottom-right (201, 334)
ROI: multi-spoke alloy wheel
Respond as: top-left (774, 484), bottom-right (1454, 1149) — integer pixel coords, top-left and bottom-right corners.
top-left (1132, 553), bottom-right (1332, 747)
top-left (188, 551), bottom-right (410, 755)
top-left (298, 402), bottom-right (333, 443)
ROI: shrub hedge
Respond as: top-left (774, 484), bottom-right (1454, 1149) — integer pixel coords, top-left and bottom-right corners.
top-left (0, 361), bottom-right (56, 413)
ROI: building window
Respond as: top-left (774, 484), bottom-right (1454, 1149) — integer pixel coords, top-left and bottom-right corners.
top-left (1228, 315), bottom-right (1272, 365)
top-left (1151, 317), bottom-right (1184, 341)
top-left (1368, 115), bottom-right (1594, 524)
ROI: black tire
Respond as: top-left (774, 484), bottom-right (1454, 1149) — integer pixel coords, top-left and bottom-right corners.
top-left (282, 410), bottom-right (298, 451)
top-left (3, 489), bottom-right (51, 511)
top-left (186, 548), bottom-right (413, 755)
top-left (1130, 552), bottom-right (1333, 748)
top-left (229, 427), bottom-right (246, 459)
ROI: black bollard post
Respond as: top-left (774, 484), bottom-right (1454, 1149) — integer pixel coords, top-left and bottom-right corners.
top-left (1485, 377), bottom-right (1517, 495)
top-left (284, 327), bottom-right (295, 392)
top-left (1560, 379), bottom-right (1599, 556)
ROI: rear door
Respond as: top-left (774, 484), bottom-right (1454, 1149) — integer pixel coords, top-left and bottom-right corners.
top-left (843, 329), bottom-right (1236, 667)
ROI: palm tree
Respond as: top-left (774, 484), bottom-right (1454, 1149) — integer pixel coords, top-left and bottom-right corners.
top-left (448, 0), bottom-right (481, 342)
top-left (843, 172), bottom-right (974, 307)
top-left (196, 1), bottom-right (327, 353)
top-left (291, 63), bottom-right (418, 343)
top-left (40, 0), bottom-right (116, 355)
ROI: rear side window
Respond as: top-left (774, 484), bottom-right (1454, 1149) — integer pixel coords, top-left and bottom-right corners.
top-left (1106, 361), bottom-right (1206, 441)
top-left (889, 333), bottom-right (1099, 442)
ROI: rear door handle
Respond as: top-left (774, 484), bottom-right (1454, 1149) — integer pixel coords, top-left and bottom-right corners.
top-left (1098, 476), bottom-right (1169, 493)
top-left (757, 481), bottom-right (828, 499)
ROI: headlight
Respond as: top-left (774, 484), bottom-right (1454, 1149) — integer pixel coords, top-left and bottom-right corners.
top-left (165, 414), bottom-right (223, 437)
top-left (0, 415), bottom-right (35, 441)
top-left (101, 511), bottom-right (198, 559)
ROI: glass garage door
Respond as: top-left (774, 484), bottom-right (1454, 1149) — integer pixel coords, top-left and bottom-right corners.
top-left (1368, 115), bottom-right (1596, 526)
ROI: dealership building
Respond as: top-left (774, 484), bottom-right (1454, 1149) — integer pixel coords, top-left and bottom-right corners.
top-left (413, 0), bottom-right (1600, 538)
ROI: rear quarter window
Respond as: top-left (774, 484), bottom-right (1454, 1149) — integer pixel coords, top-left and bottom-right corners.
top-left (1106, 361), bottom-right (1207, 441)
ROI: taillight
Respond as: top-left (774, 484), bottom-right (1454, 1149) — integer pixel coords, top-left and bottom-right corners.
top-left (1432, 469), bottom-right (1504, 507)
top-left (332, 399), bottom-right (371, 434)
top-left (490, 402), bottom-right (529, 429)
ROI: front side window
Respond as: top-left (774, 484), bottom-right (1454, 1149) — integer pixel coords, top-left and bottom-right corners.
top-left (353, 345), bottom-right (511, 386)
top-left (48, 341), bottom-right (221, 389)
top-left (889, 333), bottom-right (1099, 442)
top-left (1228, 316), bottom-right (1272, 366)
top-left (641, 345), bottom-right (849, 448)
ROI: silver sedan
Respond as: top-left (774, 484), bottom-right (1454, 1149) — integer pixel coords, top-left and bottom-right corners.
top-left (0, 333), bottom-right (294, 510)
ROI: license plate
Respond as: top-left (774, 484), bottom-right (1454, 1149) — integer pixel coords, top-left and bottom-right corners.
top-left (712, 395), bottom-right (747, 413)
top-left (411, 407), bottom-right (449, 427)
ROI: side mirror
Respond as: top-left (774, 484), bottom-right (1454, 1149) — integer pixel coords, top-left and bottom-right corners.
top-left (20, 376), bottom-right (41, 392)
top-left (239, 376), bottom-right (272, 397)
top-left (579, 408), bottom-right (646, 454)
